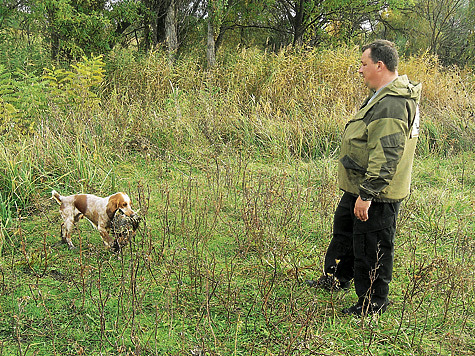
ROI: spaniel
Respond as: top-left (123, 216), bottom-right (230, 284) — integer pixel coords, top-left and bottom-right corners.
top-left (51, 190), bottom-right (136, 249)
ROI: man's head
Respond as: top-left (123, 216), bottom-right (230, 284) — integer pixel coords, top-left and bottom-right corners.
top-left (363, 40), bottom-right (399, 72)
top-left (359, 40), bottom-right (399, 91)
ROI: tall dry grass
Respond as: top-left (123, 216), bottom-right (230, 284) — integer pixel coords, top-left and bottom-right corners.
top-left (102, 45), bottom-right (474, 160)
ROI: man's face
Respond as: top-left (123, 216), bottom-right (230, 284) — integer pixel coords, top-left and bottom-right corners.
top-left (359, 48), bottom-right (380, 90)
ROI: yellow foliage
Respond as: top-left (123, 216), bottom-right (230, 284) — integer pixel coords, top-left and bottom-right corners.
top-left (42, 55), bottom-right (105, 114)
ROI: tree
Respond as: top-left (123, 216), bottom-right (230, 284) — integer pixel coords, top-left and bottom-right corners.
top-left (0, 1), bottom-right (22, 28)
top-left (141, 0), bottom-right (169, 50)
top-left (136, 0), bottom-right (198, 56)
top-left (266, 0), bottom-right (398, 47)
top-left (416, 0), bottom-right (467, 56)
top-left (23, 0), bottom-right (114, 61)
top-left (378, 0), bottom-right (474, 65)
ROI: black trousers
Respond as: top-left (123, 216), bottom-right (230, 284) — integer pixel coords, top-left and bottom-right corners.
top-left (324, 192), bottom-right (400, 306)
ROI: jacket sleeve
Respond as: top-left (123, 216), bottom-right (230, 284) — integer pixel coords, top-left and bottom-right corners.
top-left (359, 101), bottom-right (410, 199)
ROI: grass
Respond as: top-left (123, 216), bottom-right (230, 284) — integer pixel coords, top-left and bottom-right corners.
top-left (0, 45), bottom-right (474, 355)
top-left (0, 150), bottom-right (473, 355)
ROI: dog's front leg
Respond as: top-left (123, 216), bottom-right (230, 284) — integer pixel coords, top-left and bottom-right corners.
top-left (61, 222), bottom-right (76, 249)
top-left (99, 228), bottom-right (114, 249)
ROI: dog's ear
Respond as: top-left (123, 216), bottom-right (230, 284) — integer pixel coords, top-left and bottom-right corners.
top-left (106, 193), bottom-right (121, 219)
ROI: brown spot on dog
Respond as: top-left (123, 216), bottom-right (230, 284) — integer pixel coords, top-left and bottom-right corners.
top-left (91, 211), bottom-right (99, 225)
top-left (74, 195), bottom-right (88, 214)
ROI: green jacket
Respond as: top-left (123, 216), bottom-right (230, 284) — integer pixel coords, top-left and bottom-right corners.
top-left (338, 75), bottom-right (422, 202)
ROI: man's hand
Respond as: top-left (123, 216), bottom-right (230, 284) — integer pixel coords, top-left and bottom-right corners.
top-left (354, 196), bottom-right (372, 221)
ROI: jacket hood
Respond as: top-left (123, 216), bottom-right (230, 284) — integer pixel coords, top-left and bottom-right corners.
top-left (383, 74), bottom-right (422, 103)
top-left (354, 74), bottom-right (422, 122)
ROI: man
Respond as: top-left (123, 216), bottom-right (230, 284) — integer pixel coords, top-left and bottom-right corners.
top-left (307, 40), bottom-right (422, 316)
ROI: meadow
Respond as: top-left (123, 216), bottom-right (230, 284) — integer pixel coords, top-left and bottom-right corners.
top-left (0, 46), bottom-right (473, 355)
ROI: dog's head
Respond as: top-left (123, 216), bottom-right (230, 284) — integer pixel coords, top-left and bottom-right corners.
top-left (106, 192), bottom-right (135, 219)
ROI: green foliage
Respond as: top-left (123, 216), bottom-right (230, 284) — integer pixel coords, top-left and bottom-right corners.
top-left (0, 54), bottom-right (106, 137)
top-left (209, 0), bottom-right (229, 29)
top-left (26, 0), bottom-right (113, 60)
top-left (376, 0), bottom-right (474, 66)
top-left (107, 0), bottom-right (144, 46)
top-left (42, 54), bottom-right (105, 113)
top-left (0, 190), bottom-right (14, 232)
top-left (0, 65), bottom-right (40, 136)
top-left (2, 0), bottom-right (475, 68)
top-left (57, 10), bottom-right (113, 58)
top-left (103, 45), bottom-right (475, 160)
top-left (0, 67), bottom-right (18, 133)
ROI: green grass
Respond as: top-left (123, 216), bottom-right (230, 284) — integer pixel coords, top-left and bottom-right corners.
top-left (0, 150), bottom-right (473, 355)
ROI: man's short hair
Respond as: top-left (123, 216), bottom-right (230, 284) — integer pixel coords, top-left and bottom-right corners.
top-left (362, 40), bottom-right (399, 72)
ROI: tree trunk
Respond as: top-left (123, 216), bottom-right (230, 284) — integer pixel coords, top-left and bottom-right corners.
top-left (46, 6), bottom-right (59, 60)
top-left (292, 0), bottom-right (305, 46)
top-left (142, 12), bottom-right (151, 51)
top-left (142, 0), bottom-right (169, 50)
top-left (51, 29), bottom-right (60, 61)
top-left (165, 0), bottom-right (178, 63)
top-left (207, 20), bottom-right (216, 68)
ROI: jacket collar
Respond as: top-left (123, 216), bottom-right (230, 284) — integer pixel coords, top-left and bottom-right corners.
top-left (350, 75), bottom-right (421, 122)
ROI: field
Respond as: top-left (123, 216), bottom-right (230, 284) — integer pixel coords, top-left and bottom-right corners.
top-left (0, 46), bottom-right (474, 355)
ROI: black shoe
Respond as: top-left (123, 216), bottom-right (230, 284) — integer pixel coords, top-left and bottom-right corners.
top-left (342, 301), bottom-right (390, 316)
top-left (306, 275), bottom-right (350, 292)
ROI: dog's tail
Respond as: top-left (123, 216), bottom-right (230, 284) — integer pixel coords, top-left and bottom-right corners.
top-left (51, 190), bottom-right (62, 204)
